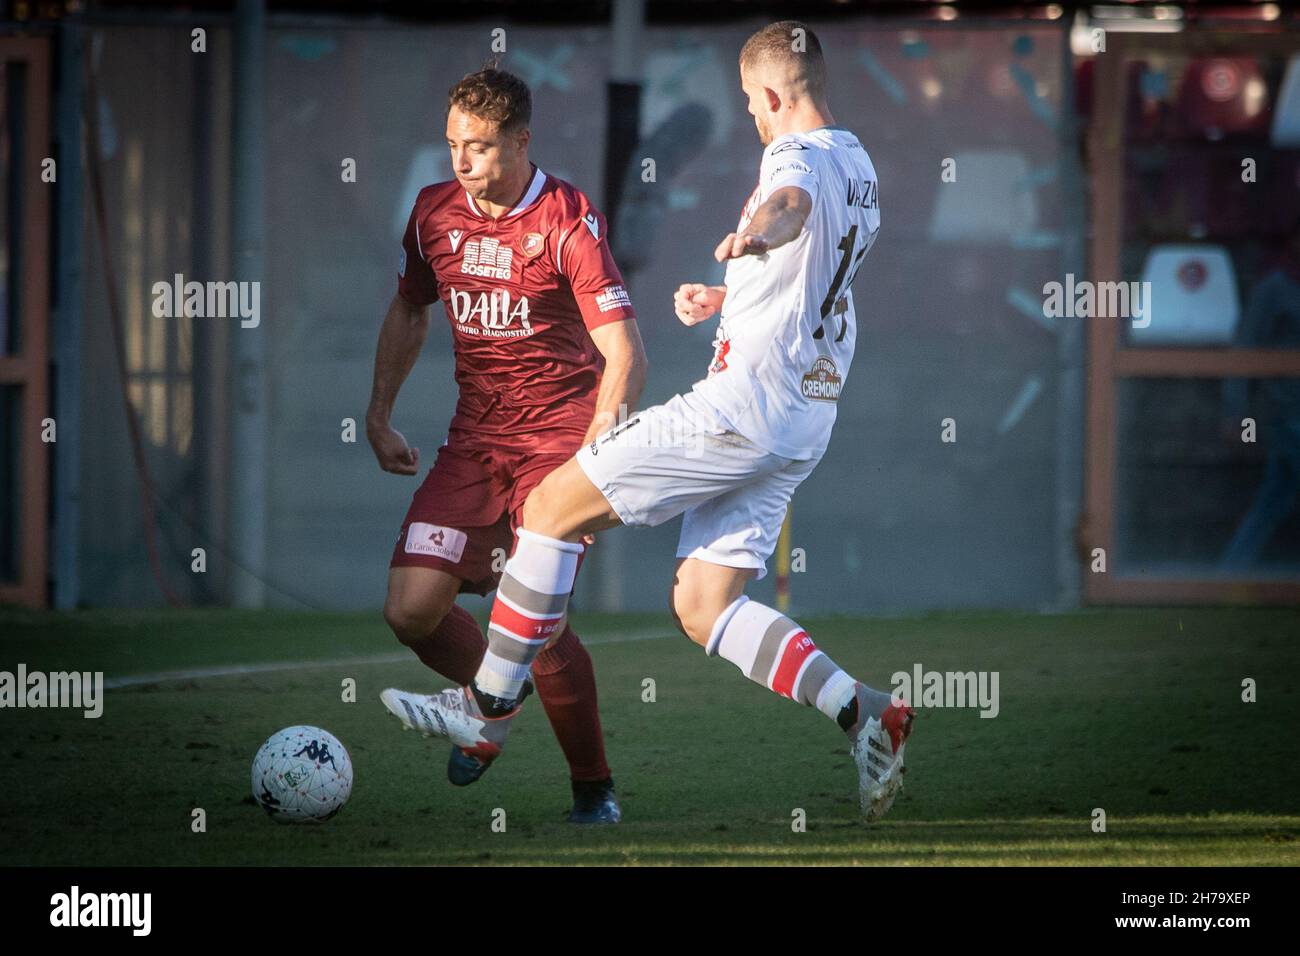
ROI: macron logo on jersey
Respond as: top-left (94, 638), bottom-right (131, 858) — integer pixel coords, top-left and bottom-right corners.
top-left (582, 214), bottom-right (600, 240)
top-left (448, 229), bottom-right (465, 253)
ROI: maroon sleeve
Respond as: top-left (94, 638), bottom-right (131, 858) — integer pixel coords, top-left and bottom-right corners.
top-left (557, 196), bottom-right (636, 332)
top-left (397, 198), bottom-right (439, 306)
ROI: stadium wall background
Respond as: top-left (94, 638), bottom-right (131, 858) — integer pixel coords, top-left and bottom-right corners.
top-left (7, 6), bottom-right (1297, 612)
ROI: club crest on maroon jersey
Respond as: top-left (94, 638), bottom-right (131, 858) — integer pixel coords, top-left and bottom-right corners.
top-left (521, 232), bottom-right (545, 259)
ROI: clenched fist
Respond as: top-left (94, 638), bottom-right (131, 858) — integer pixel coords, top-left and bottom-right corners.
top-left (673, 283), bottom-right (727, 327)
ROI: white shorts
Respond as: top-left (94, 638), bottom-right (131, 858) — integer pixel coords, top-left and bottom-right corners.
top-left (575, 391), bottom-right (819, 579)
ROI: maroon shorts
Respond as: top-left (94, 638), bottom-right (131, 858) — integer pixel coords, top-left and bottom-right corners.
top-left (389, 443), bottom-right (584, 595)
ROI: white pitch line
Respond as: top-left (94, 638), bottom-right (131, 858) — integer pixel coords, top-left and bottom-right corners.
top-left (102, 654), bottom-right (409, 690)
top-left (102, 628), bottom-right (676, 690)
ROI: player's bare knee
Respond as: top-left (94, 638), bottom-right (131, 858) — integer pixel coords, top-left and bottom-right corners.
top-left (383, 593), bottom-right (450, 646)
top-left (668, 573), bottom-right (699, 634)
top-left (519, 481), bottom-right (551, 528)
top-left (668, 585), bottom-right (712, 646)
top-left (381, 598), bottom-right (418, 643)
top-left (679, 611), bottom-right (712, 647)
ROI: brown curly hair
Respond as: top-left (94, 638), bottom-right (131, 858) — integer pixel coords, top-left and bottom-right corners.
top-left (447, 63), bottom-right (532, 134)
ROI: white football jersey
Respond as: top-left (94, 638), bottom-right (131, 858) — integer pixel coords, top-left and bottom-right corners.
top-left (690, 126), bottom-right (880, 459)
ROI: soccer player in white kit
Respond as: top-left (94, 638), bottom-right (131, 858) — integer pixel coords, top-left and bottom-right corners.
top-left (381, 21), bottom-right (915, 823)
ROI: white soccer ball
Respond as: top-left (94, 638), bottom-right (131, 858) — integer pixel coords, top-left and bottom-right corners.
top-left (251, 725), bottom-right (353, 824)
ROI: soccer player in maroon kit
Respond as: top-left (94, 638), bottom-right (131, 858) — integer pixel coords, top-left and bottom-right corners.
top-left (367, 67), bottom-right (647, 823)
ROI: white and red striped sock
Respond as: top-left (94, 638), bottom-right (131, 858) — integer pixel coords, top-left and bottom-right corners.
top-left (474, 528), bottom-right (584, 703)
top-left (707, 597), bottom-right (864, 722)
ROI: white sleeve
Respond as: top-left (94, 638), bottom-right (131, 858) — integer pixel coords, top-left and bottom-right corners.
top-left (760, 139), bottom-right (819, 206)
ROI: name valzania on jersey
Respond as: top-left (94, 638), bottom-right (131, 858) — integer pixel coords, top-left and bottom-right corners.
top-left (397, 166), bottom-right (637, 454)
top-left (691, 126), bottom-right (880, 460)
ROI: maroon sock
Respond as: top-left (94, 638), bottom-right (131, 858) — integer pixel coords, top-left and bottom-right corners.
top-left (403, 603), bottom-right (487, 686)
top-left (532, 625), bottom-right (612, 783)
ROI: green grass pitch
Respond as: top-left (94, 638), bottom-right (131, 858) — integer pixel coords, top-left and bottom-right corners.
top-left (1, 607), bottom-right (1297, 866)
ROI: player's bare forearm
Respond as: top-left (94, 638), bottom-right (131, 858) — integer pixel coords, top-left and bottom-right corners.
top-left (583, 318), bottom-right (649, 444)
top-left (366, 294), bottom-right (430, 476)
top-left (746, 192), bottom-right (807, 248)
top-left (714, 186), bottom-right (813, 261)
top-left (584, 361), bottom-right (644, 445)
top-left (366, 293), bottom-right (430, 428)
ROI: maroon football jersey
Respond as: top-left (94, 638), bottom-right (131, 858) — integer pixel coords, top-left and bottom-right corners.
top-left (396, 166), bottom-right (636, 454)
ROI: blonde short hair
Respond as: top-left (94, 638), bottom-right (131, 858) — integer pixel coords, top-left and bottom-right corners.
top-left (739, 20), bottom-right (827, 100)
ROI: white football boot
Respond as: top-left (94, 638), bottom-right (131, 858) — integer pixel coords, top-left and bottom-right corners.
top-left (850, 691), bottom-right (915, 824)
top-left (380, 686), bottom-right (517, 768)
